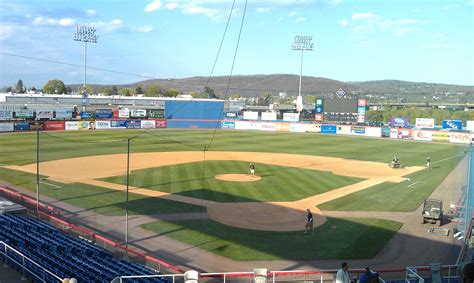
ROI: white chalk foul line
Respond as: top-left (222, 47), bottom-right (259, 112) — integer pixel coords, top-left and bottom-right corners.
top-left (39, 181), bottom-right (62, 189)
top-left (407, 181), bottom-right (426, 188)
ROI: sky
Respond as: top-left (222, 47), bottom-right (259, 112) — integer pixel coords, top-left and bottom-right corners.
top-left (0, 0), bottom-right (473, 89)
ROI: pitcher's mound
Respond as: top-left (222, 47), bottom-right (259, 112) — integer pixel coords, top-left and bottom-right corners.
top-left (215, 174), bottom-right (262, 182)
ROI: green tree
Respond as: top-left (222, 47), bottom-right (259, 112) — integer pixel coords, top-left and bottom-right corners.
top-left (43, 79), bottom-right (67, 94)
top-left (135, 85), bottom-right (144, 94)
top-left (119, 88), bottom-right (131, 96)
top-left (203, 86), bottom-right (218, 99)
top-left (164, 88), bottom-right (180, 97)
top-left (112, 85), bottom-right (118, 95)
top-left (146, 85), bottom-right (159, 97)
top-left (16, 79), bottom-right (24, 93)
top-left (86, 85), bottom-right (94, 94)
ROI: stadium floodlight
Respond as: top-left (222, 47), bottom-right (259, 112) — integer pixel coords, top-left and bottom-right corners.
top-left (291, 36), bottom-right (314, 113)
top-left (73, 25), bottom-right (98, 99)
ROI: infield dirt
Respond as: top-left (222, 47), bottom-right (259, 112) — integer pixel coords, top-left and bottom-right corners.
top-left (6, 151), bottom-right (424, 231)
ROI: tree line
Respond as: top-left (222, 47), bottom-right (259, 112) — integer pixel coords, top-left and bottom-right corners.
top-left (366, 106), bottom-right (473, 125)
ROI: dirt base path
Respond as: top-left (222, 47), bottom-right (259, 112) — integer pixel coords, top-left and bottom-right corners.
top-left (6, 151), bottom-right (424, 231)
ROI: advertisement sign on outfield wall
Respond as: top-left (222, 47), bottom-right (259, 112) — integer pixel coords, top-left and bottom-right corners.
top-left (467, 121), bottom-right (474, 132)
top-left (155, 119), bottom-right (167, 128)
top-left (442, 120), bottom-right (463, 130)
top-left (126, 120), bottom-right (141, 129)
top-left (14, 110), bottom-right (34, 119)
top-left (261, 112), bottom-right (277, 121)
top-left (449, 132), bottom-right (470, 144)
top-left (80, 111), bottom-right (92, 119)
top-left (95, 120), bottom-right (111, 129)
top-left (0, 110), bottom-right (13, 120)
top-left (390, 128), bottom-right (399, 139)
top-left (119, 109), bottom-right (130, 118)
top-left (283, 113), bottom-right (300, 122)
top-left (243, 111), bottom-right (259, 120)
top-left (44, 121), bottom-right (65, 131)
top-left (364, 127), bottom-right (382, 138)
top-left (56, 110), bottom-right (73, 119)
top-left (391, 117), bottom-right (409, 128)
top-left (0, 123), bottom-right (14, 132)
top-left (14, 122), bottom-right (30, 131)
top-left (65, 121), bottom-right (79, 130)
top-left (140, 120), bottom-right (156, 129)
top-left (130, 109), bottom-right (147, 118)
top-left (321, 125), bottom-right (337, 134)
top-left (78, 121), bottom-right (95, 130)
top-left (415, 118), bottom-right (435, 128)
top-left (432, 131), bottom-right (449, 142)
top-left (95, 109), bottom-right (113, 119)
top-left (414, 130), bottom-right (433, 141)
top-left (222, 121), bottom-right (235, 129)
top-left (111, 120), bottom-right (128, 128)
top-left (36, 110), bottom-right (54, 119)
top-left (351, 126), bottom-right (366, 135)
top-left (276, 123), bottom-right (290, 132)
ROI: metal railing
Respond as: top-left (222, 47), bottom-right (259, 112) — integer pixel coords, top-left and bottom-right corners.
top-left (0, 241), bottom-right (64, 282)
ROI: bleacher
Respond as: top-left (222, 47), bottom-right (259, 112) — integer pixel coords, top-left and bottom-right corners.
top-left (0, 214), bottom-right (169, 282)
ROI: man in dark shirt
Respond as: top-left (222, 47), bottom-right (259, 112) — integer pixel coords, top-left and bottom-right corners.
top-left (305, 209), bottom-right (314, 234)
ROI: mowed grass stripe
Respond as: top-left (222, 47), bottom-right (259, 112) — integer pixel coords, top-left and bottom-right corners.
top-left (141, 218), bottom-right (402, 261)
top-left (103, 161), bottom-right (363, 203)
top-left (319, 155), bottom-right (464, 212)
top-left (0, 167), bottom-right (205, 215)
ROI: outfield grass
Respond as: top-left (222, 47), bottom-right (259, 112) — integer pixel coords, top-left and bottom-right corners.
top-left (0, 167), bottom-right (204, 215)
top-left (103, 161), bottom-right (363, 202)
top-left (0, 130), bottom-right (464, 166)
top-left (319, 155), bottom-right (464, 211)
top-left (141, 218), bottom-right (402, 260)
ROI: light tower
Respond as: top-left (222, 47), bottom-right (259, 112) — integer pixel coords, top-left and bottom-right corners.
top-left (291, 36), bottom-right (314, 113)
top-left (73, 25), bottom-right (98, 110)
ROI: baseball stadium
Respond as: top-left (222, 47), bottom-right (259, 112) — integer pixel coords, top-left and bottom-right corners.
top-left (0, 95), bottom-right (474, 283)
top-left (1, 0), bottom-right (474, 282)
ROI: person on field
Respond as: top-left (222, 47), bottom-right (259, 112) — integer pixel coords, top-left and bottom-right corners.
top-left (249, 163), bottom-right (255, 177)
top-left (426, 156), bottom-right (431, 169)
top-left (304, 209), bottom-right (314, 234)
top-left (335, 262), bottom-right (350, 283)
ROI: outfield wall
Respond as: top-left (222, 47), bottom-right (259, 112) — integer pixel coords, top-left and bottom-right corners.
top-left (1, 119), bottom-right (473, 145)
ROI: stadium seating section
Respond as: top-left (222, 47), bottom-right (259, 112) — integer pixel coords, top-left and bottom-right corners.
top-left (0, 214), bottom-right (168, 282)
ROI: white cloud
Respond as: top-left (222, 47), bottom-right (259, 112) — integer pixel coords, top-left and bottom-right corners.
top-left (166, 2), bottom-right (178, 10)
top-left (145, 0), bottom-right (162, 12)
top-left (351, 12), bottom-right (422, 35)
top-left (420, 43), bottom-right (456, 49)
top-left (256, 7), bottom-right (272, 13)
top-left (466, 0), bottom-right (474, 6)
top-left (89, 18), bottom-right (123, 32)
top-left (326, 0), bottom-right (343, 6)
top-left (0, 25), bottom-right (14, 40)
top-left (295, 17), bottom-right (306, 23)
top-left (86, 9), bottom-right (96, 17)
top-left (132, 25), bottom-right (153, 33)
top-left (33, 17), bottom-right (76, 27)
top-left (443, 4), bottom-right (460, 9)
top-left (338, 19), bottom-right (349, 27)
top-left (289, 11), bottom-right (297, 17)
top-left (183, 5), bottom-right (219, 18)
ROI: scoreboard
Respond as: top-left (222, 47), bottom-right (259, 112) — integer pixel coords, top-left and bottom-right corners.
top-left (316, 97), bottom-right (366, 124)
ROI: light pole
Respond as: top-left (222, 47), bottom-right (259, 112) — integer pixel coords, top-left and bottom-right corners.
top-left (291, 36), bottom-right (314, 113)
top-left (73, 25), bottom-right (98, 111)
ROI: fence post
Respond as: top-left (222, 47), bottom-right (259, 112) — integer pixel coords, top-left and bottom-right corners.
top-left (3, 245), bottom-right (7, 266)
top-left (21, 255), bottom-right (26, 280)
top-left (223, 273), bottom-right (226, 283)
top-left (273, 272), bottom-right (275, 283)
top-left (320, 273), bottom-right (323, 283)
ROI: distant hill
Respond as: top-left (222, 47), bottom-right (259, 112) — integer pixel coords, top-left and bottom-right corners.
top-left (69, 74), bottom-right (474, 97)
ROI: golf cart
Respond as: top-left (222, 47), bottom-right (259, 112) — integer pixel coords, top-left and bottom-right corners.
top-left (422, 199), bottom-right (444, 226)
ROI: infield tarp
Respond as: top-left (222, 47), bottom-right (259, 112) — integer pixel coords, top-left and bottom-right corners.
top-left (165, 100), bottom-right (224, 120)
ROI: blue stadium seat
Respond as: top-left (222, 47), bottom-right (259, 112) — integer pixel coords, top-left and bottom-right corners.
top-left (0, 214), bottom-right (167, 282)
